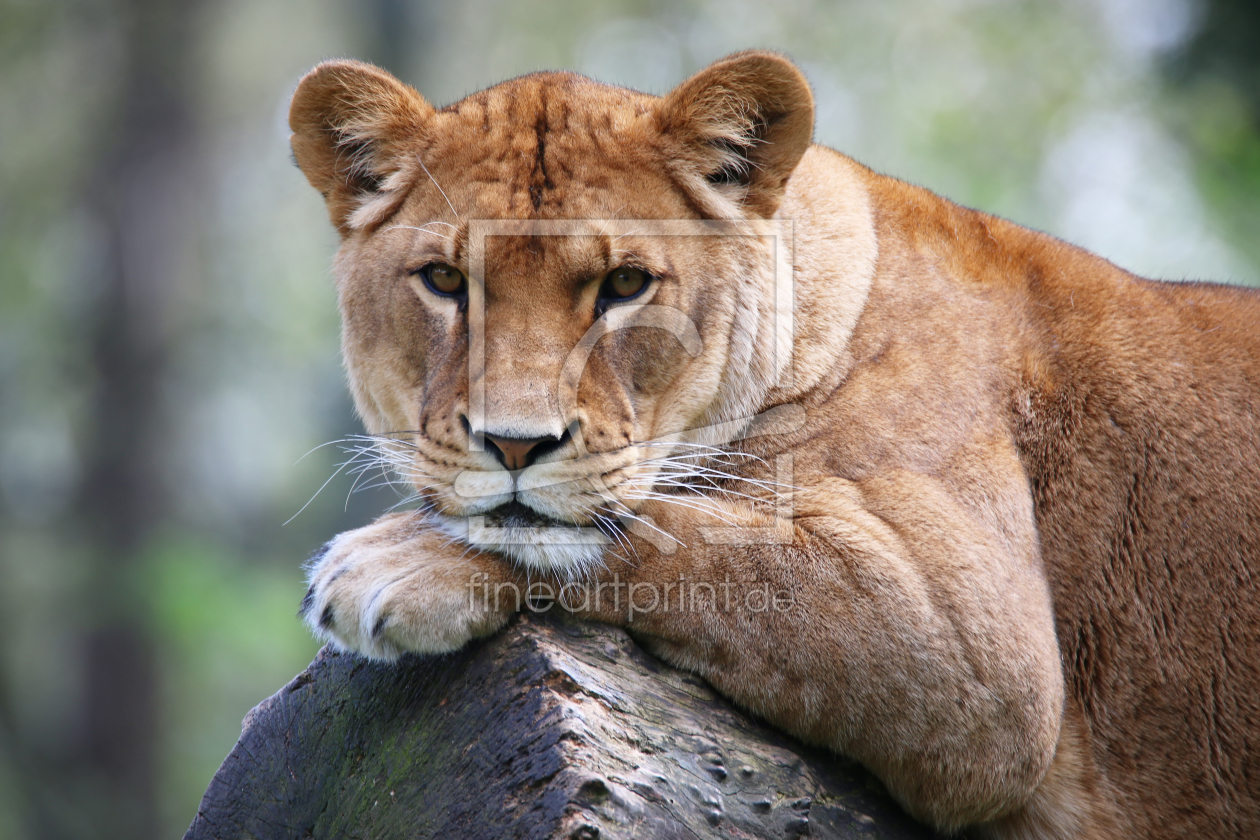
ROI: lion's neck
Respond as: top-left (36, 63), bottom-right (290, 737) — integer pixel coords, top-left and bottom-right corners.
top-left (759, 146), bottom-right (879, 410)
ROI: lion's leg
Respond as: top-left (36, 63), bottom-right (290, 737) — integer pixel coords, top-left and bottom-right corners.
top-left (300, 512), bottom-right (523, 661)
top-left (568, 478), bottom-right (1071, 833)
top-left (974, 697), bottom-right (1126, 840)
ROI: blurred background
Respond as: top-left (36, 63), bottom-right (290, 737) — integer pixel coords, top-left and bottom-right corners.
top-left (0, 0), bottom-right (1257, 836)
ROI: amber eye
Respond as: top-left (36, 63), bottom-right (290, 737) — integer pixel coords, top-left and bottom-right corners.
top-left (599, 266), bottom-right (649, 302)
top-left (416, 262), bottom-right (466, 297)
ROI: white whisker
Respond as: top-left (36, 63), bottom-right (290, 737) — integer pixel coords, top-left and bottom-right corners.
top-left (385, 222), bottom-right (457, 242)
top-left (603, 502), bottom-right (682, 551)
top-left (620, 491), bottom-right (740, 525)
top-left (417, 159), bottom-right (462, 220)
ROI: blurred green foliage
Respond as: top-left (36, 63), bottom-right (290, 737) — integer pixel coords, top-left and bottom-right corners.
top-left (0, 0), bottom-right (1256, 838)
top-left (1166, 0), bottom-right (1260, 272)
top-left (139, 535), bottom-right (322, 832)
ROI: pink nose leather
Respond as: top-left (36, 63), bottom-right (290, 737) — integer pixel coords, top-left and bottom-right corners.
top-left (484, 434), bottom-right (548, 471)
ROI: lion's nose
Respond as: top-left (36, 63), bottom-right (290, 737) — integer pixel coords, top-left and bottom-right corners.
top-left (482, 433), bottom-right (557, 471)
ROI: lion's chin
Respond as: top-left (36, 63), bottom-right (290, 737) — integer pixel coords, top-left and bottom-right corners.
top-left (432, 503), bottom-right (610, 577)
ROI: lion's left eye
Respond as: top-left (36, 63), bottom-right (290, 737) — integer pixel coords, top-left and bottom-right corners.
top-left (598, 266), bottom-right (650, 303)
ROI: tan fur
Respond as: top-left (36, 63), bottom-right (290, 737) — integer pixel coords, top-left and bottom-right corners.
top-left (289, 53), bottom-right (1260, 838)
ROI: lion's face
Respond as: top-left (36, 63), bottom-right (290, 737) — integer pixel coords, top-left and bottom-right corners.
top-left (292, 57), bottom-right (814, 570)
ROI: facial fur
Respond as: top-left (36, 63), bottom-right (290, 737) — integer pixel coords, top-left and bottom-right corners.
top-left (295, 58), bottom-right (855, 572)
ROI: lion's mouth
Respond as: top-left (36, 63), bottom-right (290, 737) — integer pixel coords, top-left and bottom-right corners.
top-left (479, 499), bottom-right (569, 529)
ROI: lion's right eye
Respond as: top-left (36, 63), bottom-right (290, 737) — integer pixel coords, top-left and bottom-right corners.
top-left (597, 266), bottom-right (650, 304)
top-left (414, 263), bottom-right (467, 298)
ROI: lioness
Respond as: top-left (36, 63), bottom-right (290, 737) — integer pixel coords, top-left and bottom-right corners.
top-left (289, 52), bottom-right (1260, 838)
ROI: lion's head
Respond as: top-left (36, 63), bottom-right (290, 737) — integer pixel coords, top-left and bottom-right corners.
top-left (290, 53), bottom-right (817, 572)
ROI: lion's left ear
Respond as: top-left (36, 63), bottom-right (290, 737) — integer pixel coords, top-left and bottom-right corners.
top-left (656, 51), bottom-right (814, 218)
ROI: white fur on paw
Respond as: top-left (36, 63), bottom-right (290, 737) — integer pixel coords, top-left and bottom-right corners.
top-left (299, 525), bottom-right (501, 661)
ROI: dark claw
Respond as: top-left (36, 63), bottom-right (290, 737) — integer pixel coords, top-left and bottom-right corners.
top-left (372, 615), bottom-right (388, 639)
top-left (320, 604), bottom-right (335, 630)
top-left (298, 586), bottom-right (315, 618)
top-left (303, 540), bottom-right (335, 571)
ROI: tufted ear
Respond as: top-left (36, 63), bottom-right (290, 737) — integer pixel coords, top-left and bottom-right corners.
top-left (289, 60), bottom-right (434, 232)
top-left (655, 51), bottom-right (815, 219)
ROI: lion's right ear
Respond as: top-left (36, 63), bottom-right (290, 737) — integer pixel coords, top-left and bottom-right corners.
top-left (289, 60), bottom-right (433, 232)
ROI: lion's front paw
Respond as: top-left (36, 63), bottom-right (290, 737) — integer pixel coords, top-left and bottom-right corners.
top-left (299, 516), bottom-right (511, 661)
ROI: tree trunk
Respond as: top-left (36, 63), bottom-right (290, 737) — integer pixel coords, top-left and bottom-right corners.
top-left (185, 613), bottom-right (941, 840)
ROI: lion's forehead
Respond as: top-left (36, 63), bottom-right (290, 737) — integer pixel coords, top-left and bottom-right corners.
top-left (418, 75), bottom-right (674, 220)
top-left (439, 72), bottom-right (655, 143)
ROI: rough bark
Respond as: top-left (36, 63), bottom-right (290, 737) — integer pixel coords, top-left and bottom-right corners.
top-left (186, 613), bottom-right (941, 840)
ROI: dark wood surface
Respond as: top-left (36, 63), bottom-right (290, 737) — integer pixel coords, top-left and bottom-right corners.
top-left (185, 612), bottom-right (941, 839)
